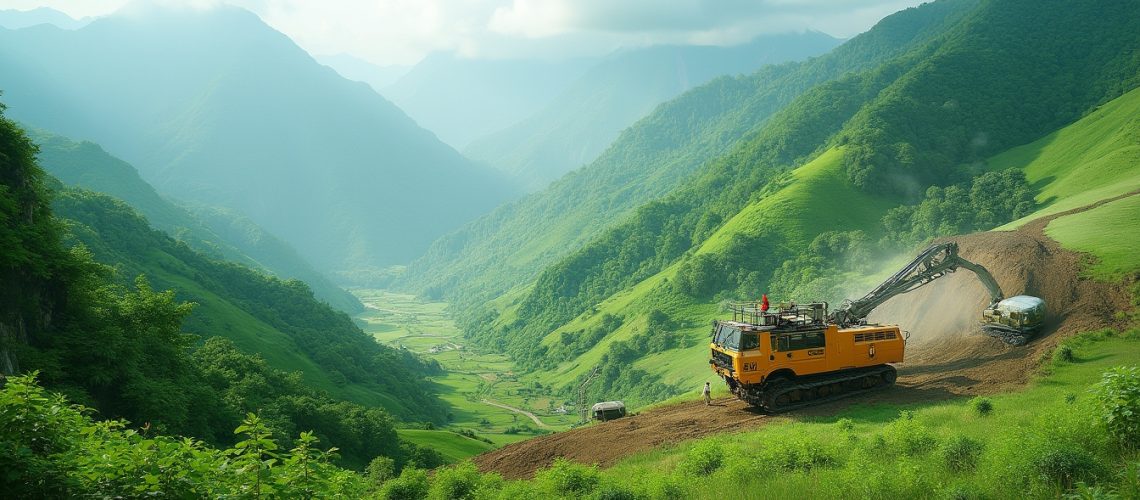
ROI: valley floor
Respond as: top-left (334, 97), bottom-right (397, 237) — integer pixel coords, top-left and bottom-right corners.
top-left (353, 290), bottom-right (579, 453)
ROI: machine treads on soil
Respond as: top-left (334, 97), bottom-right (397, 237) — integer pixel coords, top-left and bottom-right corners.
top-left (737, 365), bottom-right (898, 413)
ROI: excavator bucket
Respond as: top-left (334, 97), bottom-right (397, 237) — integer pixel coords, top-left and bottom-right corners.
top-left (981, 295), bottom-right (1046, 345)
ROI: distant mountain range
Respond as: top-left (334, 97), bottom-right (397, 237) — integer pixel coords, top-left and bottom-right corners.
top-left (464, 32), bottom-right (842, 190)
top-left (382, 52), bottom-right (597, 150)
top-left (0, 7), bottom-right (89, 30)
top-left (0, 3), bottom-right (515, 272)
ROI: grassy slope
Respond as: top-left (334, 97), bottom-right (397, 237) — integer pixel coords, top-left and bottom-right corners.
top-left (395, 429), bottom-right (494, 463)
top-left (1046, 195), bottom-right (1140, 280)
top-left (532, 148), bottom-right (897, 395)
top-left (991, 86), bottom-right (1140, 228)
top-left (597, 331), bottom-right (1140, 499)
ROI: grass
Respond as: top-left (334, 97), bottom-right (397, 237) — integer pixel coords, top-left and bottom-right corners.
top-left (991, 86), bottom-right (1140, 229)
top-left (589, 329), bottom-right (1140, 499)
top-left (395, 429), bottom-right (495, 463)
top-left (354, 290), bottom-right (579, 450)
top-left (1045, 194), bottom-right (1140, 280)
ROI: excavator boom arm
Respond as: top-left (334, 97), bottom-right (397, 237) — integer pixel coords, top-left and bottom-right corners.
top-left (828, 243), bottom-right (1004, 326)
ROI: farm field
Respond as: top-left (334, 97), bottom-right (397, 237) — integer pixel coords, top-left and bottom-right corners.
top-left (354, 289), bottom-right (580, 452)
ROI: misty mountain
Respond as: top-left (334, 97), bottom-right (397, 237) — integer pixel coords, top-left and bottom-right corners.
top-left (0, 3), bottom-right (515, 272)
top-left (0, 7), bottom-right (89, 30)
top-left (319, 53), bottom-right (410, 92)
top-left (383, 52), bottom-right (597, 149)
top-left (31, 130), bottom-right (363, 312)
top-left (397, 0), bottom-right (981, 306)
top-left (464, 32), bottom-right (842, 191)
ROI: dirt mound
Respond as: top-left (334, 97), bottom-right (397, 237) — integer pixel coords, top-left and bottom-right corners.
top-left (474, 194), bottom-right (1135, 479)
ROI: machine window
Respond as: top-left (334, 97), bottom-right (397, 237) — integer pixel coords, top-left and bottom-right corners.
top-left (772, 331), bottom-right (825, 351)
top-left (740, 332), bottom-right (759, 350)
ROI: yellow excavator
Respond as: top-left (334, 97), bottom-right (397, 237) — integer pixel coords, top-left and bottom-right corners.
top-left (708, 242), bottom-right (1045, 412)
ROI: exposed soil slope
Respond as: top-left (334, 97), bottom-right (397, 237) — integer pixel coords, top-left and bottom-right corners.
top-left (473, 194), bottom-right (1136, 479)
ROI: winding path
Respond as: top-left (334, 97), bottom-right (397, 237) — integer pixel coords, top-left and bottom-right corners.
top-left (480, 399), bottom-right (551, 429)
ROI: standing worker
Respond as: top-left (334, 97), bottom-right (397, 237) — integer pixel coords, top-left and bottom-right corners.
top-left (703, 381), bottom-right (712, 405)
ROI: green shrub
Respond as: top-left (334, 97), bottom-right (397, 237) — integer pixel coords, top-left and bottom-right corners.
top-left (972, 397), bottom-right (994, 417)
top-left (941, 435), bottom-right (984, 473)
top-left (886, 413), bottom-right (937, 456)
top-left (836, 418), bottom-right (855, 432)
top-left (1054, 344), bottom-right (1076, 364)
top-left (379, 467), bottom-right (430, 500)
top-left (428, 462), bottom-right (497, 500)
top-left (676, 441), bottom-right (724, 476)
top-left (593, 485), bottom-right (637, 500)
top-left (1031, 447), bottom-right (1104, 489)
top-left (535, 458), bottom-right (600, 496)
top-left (1091, 366), bottom-right (1140, 447)
top-left (767, 439), bottom-right (837, 471)
top-left (366, 456), bottom-right (396, 487)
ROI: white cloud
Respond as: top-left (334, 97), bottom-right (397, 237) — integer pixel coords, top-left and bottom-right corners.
top-left (5, 0), bottom-right (924, 65)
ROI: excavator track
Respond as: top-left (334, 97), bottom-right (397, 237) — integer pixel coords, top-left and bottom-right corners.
top-left (735, 365), bottom-right (898, 413)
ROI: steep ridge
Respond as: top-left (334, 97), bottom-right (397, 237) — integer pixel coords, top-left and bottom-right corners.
top-left (398, 0), bottom-right (982, 302)
top-left (464, 32), bottom-right (842, 190)
top-left (468, 0), bottom-right (1140, 408)
top-left (0, 4), bottom-right (514, 271)
top-left (52, 186), bottom-right (448, 423)
top-left (32, 131), bottom-right (362, 313)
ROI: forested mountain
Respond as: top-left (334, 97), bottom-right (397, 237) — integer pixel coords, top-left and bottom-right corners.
top-left (442, 0), bottom-right (1140, 406)
top-left (397, 0), bottom-right (981, 306)
top-left (464, 32), bottom-right (842, 191)
top-left (383, 52), bottom-right (596, 149)
top-left (0, 3), bottom-right (514, 272)
top-left (31, 131), bottom-right (362, 313)
top-left (0, 106), bottom-right (447, 471)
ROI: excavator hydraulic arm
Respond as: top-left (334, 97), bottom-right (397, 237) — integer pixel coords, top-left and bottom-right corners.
top-left (827, 242), bottom-right (1044, 345)
top-left (829, 243), bottom-right (1002, 327)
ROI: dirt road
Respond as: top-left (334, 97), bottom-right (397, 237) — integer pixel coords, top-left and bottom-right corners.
top-left (473, 194), bottom-right (1136, 479)
top-left (481, 399), bottom-right (551, 429)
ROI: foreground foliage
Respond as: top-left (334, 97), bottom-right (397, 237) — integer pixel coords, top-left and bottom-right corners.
top-left (6, 330), bottom-right (1137, 498)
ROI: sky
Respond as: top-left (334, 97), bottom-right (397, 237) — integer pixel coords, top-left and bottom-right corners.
top-left (2, 0), bottom-right (926, 65)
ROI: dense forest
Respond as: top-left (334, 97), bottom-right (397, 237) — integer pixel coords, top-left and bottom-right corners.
top-left (0, 105), bottom-right (444, 471)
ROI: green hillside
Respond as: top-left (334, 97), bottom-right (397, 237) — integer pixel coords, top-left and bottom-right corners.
top-left (455, 0), bottom-right (1140, 409)
top-left (31, 131), bottom-right (362, 313)
top-left (396, 429), bottom-right (495, 464)
top-left (990, 86), bottom-right (1140, 228)
top-left (397, 0), bottom-right (982, 304)
top-left (51, 187), bottom-right (447, 423)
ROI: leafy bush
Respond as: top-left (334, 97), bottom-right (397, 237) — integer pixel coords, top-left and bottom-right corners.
top-left (1031, 447), bottom-right (1104, 489)
top-left (593, 485), bottom-right (637, 500)
top-left (885, 412), bottom-right (937, 456)
top-left (1092, 366), bottom-right (1140, 447)
top-left (676, 441), bottom-right (725, 476)
top-left (836, 418), bottom-right (855, 432)
top-left (428, 461), bottom-right (501, 500)
top-left (941, 435), bottom-right (984, 473)
top-left (1054, 344), bottom-right (1076, 364)
top-left (535, 458), bottom-right (601, 496)
top-left (972, 397), bottom-right (994, 417)
top-left (757, 438), bottom-right (838, 472)
top-left (379, 467), bottom-right (430, 500)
